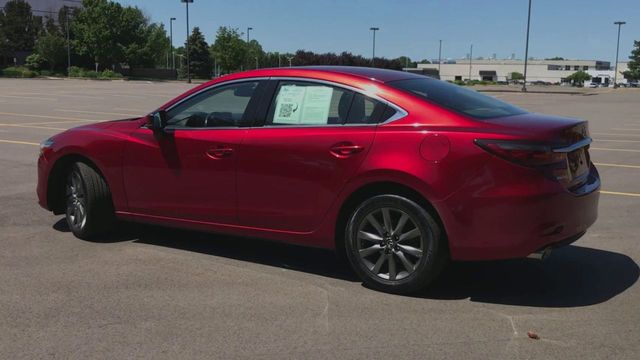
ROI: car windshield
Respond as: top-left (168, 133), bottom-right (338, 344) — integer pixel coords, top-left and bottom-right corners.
top-left (388, 78), bottom-right (527, 119)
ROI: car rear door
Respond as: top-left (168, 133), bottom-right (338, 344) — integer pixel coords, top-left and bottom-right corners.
top-left (122, 80), bottom-right (265, 224)
top-left (236, 79), bottom-right (390, 233)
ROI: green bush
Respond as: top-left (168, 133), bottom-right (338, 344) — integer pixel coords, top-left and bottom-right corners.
top-left (25, 54), bottom-right (46, 70)
top-left (67, 67), bottom-right (124, 79)
top-left (1, 66), bottom-right (37, 78)
top-left (99, 70), bottom-right (123, 79)
top-left (68, 66), bottom-right (83, 77)
top-left (83, 70), bottom-right (99, 78)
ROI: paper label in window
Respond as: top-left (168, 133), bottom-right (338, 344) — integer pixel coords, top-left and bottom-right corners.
top-left (299, 86), bottom-right (333, 124)
top-left (273, 85), bottom-right (306, 124)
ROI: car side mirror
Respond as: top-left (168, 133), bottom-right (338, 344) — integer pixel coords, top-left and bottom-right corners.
top-left (151, 110), bottom-right (168, 131)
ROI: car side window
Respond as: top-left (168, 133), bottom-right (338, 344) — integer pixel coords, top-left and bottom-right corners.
top-left (344, 93), bottom-right (388, 124)
top-left (166, 81), bottom-right (259, 128)
top-left (266, 81), bottom-right (354, 126)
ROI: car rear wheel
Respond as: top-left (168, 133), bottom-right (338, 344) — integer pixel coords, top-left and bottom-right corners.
top-left (345, 195), bottom-right (446, 294)
top-left (65, 162), bottom-right (114, 240)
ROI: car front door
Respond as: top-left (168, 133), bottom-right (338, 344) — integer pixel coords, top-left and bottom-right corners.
top-left (236, 80), bottom-right (391, 233)
top-left (123, 80), bottom-right (263, 224)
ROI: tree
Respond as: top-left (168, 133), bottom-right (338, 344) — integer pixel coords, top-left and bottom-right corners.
top-left (210, 26), bottom-right (246, 73)
top-left (566, 70), bottom-right (591, 86)
top-left (123, 22), bottom-right (168, 68)
top-left (185, 27), bottom-right (212, 78)
top-left (244, 39), bottom-right (264, 70)
top-left (623, 40), bottom-right (640, 81)
top-left (72, 0), bottom-right (168, 70)
top-left (510, 72), bottom-right (524, 80)
top-left (0, 0), bottom-right (42, 52)
top-left (72, 0), bottom-right (127, 69)
top-left (34, 34), bottom-right (67, 70)
top-left (545, 57), bottom-right (565, 60)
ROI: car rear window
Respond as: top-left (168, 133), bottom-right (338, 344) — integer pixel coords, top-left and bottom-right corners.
top-left (388, 78), bottom-right (527, 119)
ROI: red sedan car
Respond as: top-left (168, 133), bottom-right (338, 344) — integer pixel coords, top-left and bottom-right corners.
top-left (37, 67), bottom-right (599, 294)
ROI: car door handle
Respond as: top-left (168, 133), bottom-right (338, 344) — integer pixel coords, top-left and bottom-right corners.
top-left (206, 145), bottom-right (234, 159)
top-left (330, 143), bottom-right (365, 158)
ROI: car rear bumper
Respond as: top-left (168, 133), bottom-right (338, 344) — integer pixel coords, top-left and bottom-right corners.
top-left (436, 160), bottom-right (600, 261)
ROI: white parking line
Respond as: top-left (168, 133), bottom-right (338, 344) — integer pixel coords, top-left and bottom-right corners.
top-left (594, 163), bottom-right (640, 169)
top-left (591, 147), bottom-right (640, 153)
top-left (601, 190), bottom-right (640, 198)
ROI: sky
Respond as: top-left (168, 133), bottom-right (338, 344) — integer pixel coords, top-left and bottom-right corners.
top-left (116, 0), bottom-right (638, 63)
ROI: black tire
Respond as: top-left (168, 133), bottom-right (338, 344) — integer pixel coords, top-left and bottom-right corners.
top-left (344, 195), bottom-right (447, 294)
top-left (64, 162), bottom-right (114, 240)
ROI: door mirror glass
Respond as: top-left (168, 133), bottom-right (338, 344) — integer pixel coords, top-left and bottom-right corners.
top-left (151, 110), bottom-right (168, 131)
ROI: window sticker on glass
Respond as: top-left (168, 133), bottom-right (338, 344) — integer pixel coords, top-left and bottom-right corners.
top-left (273, 85), bottom-right (333, 125)
top-left (274, 85), bottom-right (306, 124)
top-left (300, 86), bottom-right (333, 124)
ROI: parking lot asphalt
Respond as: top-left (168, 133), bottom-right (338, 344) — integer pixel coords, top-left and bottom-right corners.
top-left (1, 78), bottom-right (639, 359)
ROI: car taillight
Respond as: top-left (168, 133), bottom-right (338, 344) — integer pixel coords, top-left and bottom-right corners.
top-left (474, 139), bottom-right (566, 168)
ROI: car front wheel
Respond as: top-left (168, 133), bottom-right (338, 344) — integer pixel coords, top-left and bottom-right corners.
top-left (65, 162), bottom-right (114, 240)
top-left (345, 195), bottom-right (446, 294)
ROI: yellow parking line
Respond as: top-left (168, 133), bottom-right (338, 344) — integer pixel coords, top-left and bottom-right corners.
top-left (595, 139), bottom-right (640, 143)
top-left (0, 123), bottom-right (67, 131)
top-left (20, 119), bottom-right (100, 125)
top-left (0, 111), bottom-right (91, 122)
top-left (592, 132), bottom-right (640, 138)
top-left (594, 163), bottom-right (640, 169)
top-left (0, 139), bottom-right (39, 146)
top-left (591, 147), bottom-right (640, 153)
top-left (54, 109), bottom-right (139, 117)
top-left (0, 94), bottom-right (56, 101)
top-left (15, 92), bottom-right (104, 100)
top-left (116, 107), bottom-right (149, 112)
top-left (601, 191), bottom-right (640, 198)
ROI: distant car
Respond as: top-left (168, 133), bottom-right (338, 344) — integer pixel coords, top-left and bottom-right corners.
top-left (588, 83), bottom-right (600, 88)
top-left (37, 67), bottom-right (600, 294)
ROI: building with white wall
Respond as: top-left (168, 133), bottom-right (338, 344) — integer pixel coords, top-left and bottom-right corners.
top-left (410, 59), bottom-right (630, 85)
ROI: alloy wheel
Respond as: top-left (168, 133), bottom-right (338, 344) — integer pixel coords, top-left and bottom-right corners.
top-left (66, 170), bottom-right (87, 230)
top-left (355, 207), bottom-right (428, 281)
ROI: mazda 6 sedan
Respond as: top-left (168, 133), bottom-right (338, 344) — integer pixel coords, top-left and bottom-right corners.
top-left (37, 66), bottom-right (600, 294)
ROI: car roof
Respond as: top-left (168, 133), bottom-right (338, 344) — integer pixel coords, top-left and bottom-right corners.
top-left (253, 66), bottom-right (426, 83)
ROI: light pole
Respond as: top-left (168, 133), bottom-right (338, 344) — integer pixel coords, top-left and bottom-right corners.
top-left (370, 27), bottom-right (379, 67)
top-left (247, 27), bottom-right (253, 43)
top-left (613, 21), bottom-right (626, 88)
top-left (468, 44), bottom-right (473, 82)
top-left (170, 17), bottom-right (176, 70)
top-left (66, 11), bottom-right (71, 76)
top-left (287, 56), bottom-right (294, 67)
top-left (61, 1), bottom-right (76, 76)
top-left (522, 0), bottom-right (532, 92)
top-left (438, 39), bottom-right (442, 75)
top-left (181, 0), bottom-right (193, 83)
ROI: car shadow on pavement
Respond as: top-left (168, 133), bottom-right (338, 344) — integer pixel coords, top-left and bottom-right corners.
top-left (54, 219), bottom-right (639, 307)
top-left (422, 245), bottom-right (639, 307)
